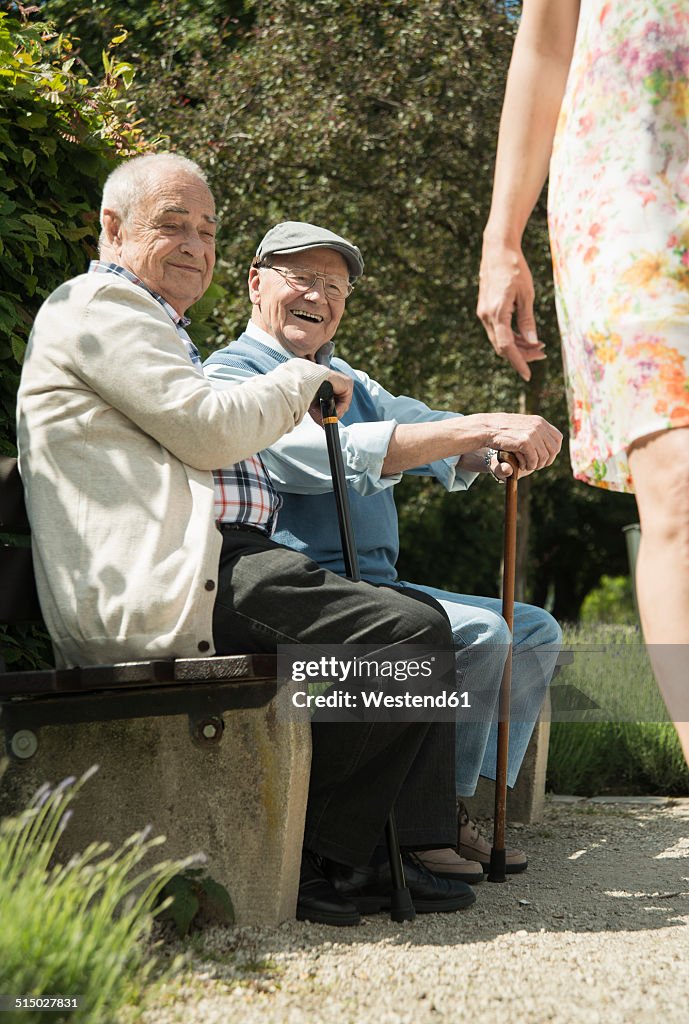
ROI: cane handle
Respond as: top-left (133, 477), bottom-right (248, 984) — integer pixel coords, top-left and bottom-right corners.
top-left (497, 450), bottom-right (520, 478)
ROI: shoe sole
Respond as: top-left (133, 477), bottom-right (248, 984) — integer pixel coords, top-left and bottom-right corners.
top-left (351, 890), bottom-right (476, 914)
top-left (296, 908), bottom-right (361, 927)
top-left (477, 859), bottom-right (528, 875)
top-left (429, 869), bottom-right (484, 885)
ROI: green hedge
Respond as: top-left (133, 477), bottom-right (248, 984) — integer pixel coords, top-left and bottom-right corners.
top-left (0, 13), bottom-right (149, 456)
top-left (1, 14), bottom-right (150, 666)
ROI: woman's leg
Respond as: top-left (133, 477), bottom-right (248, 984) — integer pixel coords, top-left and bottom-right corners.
top-left (628, 427), bottom-right (689, 765)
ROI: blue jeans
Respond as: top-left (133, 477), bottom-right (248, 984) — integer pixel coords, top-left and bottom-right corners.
top-left (396, 582), bottom-right (562, 796)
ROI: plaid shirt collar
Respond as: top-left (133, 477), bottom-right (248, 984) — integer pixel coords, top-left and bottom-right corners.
top-left (89, 261), bottom-right (192, 329)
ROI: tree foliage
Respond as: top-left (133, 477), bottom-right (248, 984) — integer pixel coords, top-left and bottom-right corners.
top-left (1, 0), bottom-right (639, 618)
top-left (139, 1), bottom-right (525, 390)
top-left (36, 0), bottom-right (251, 71)
top-left (0, 11), bottom-right (150, 457)
top-left (126, 0), bottom-right (636, 616)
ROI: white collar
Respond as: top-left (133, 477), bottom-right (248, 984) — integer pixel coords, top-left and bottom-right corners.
top-left (244, 319), bottom-right (334, 366)
top-left (244, 320), bottom-right (292, 358)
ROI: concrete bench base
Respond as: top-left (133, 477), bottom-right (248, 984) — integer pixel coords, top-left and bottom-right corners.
top-left (469, 711), bottom-right (550, 824)
top-left (0, 689), bottom-right (312, 926)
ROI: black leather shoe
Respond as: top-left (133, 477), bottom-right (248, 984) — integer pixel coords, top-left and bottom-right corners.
top-left (296, 850), bottom-right (361, 926)
top-left (327, 852), bottom-right (476, 914)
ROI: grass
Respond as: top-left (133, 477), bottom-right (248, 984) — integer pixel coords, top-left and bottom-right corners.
top-left (0, 765), bottom-right (194, 1024)
top-left (546, 624), bottom-right (689, 797)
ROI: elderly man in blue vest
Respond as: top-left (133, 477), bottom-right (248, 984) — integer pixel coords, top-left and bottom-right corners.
top-left (205, 221), bottom-right (563, 883)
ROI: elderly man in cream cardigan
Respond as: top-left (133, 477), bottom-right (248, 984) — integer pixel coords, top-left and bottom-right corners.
top-left (16, 152), bottom-right (474, 927)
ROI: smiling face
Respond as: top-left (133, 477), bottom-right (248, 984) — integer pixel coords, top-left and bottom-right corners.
top-left (101, 170), bottom-right (217, 316)
top-left (248, 248), bottom-right (348, 359)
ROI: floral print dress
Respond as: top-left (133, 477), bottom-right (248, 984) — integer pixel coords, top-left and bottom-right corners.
top-left (549, 0), bottom-right (689, 492)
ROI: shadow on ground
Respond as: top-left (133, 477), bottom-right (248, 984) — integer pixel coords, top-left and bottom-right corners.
top-left (192, 799), bottom-right (689, 955)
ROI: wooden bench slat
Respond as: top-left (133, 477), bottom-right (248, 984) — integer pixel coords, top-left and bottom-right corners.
top-left (173, 653), bottom-right (277, 682)
top-left (0, 654), bottom-right (278, 698)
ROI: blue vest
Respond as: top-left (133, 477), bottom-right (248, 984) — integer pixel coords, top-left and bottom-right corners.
top-left (205, 334), bottom-right (399, 583)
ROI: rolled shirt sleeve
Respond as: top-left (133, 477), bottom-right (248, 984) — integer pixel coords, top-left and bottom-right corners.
top-left (205, 345), bottom-right (478, 495)
top-left (345, 366), bottom-right (479, 493)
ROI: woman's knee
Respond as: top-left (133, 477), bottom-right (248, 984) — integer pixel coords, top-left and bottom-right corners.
top-left (630, 429), bottom-right (689, 544)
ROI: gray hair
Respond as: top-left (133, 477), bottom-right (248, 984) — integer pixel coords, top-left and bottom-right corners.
top-left (100, 152), bottom-right (209, 229)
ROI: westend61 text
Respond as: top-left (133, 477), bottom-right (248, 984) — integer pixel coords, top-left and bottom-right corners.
top-left (292, 690), bottom-right (471, 709)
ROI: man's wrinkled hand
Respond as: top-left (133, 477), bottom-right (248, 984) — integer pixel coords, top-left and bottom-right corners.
top-left (482, 413), bottom-right (563, 476)
top-left (309, 371), bottom-right (353, 426)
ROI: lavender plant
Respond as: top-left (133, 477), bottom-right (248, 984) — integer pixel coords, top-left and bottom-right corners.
top-left (0, 765), bottom-right (193, 1023)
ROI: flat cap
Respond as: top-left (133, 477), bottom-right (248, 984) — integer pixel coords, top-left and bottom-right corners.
top-left (255, 220), bottom-right (364, 279)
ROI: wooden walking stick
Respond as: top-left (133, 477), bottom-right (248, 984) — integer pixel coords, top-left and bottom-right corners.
top-left (488, 451), bottom-right (520, 883)
top-left (317, 381), bottom-right (416, 923)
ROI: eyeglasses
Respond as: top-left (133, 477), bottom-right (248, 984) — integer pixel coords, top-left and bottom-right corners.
top-left (261, 264), bottom-right (354, 300)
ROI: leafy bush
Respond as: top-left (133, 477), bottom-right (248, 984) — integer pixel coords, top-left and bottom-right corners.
top-left (37, 0), bottom-right (252, 72)
top-left (0, 766), bottom-right (191, 1024)
top-left (158, 868), bottom-right (235, 937)
top-left (0, 11), bottom-right (149, 458)
top-left (579, 574), bottom-right (637, 626)
top-left (0, 12), bottom-right (152, 666)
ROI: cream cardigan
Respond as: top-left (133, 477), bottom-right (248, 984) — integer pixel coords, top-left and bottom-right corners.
top-left (16, 272), bottom-right (330, 668)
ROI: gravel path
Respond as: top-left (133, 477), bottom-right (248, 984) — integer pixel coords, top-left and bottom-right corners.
top-left (144, 798), bottom-right (689, 1024)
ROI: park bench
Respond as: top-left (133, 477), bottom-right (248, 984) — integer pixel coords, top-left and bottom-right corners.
top-left (0, 456), bottom-right (311, 926)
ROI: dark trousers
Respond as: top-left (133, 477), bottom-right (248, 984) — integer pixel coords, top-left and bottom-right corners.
top-left (212, 527), bottom-right (457, 865)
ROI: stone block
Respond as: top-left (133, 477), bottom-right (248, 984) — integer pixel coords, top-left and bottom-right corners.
top-left (0, 688), bottom-right (311, 926)
top-left (468, 708), bottom-right (551, 825)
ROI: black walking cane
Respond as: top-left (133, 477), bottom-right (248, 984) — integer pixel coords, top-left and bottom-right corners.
top-left (487, 451), bottom-right (520, 883)
top-left (317, 381), bottom-right (416, 923)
